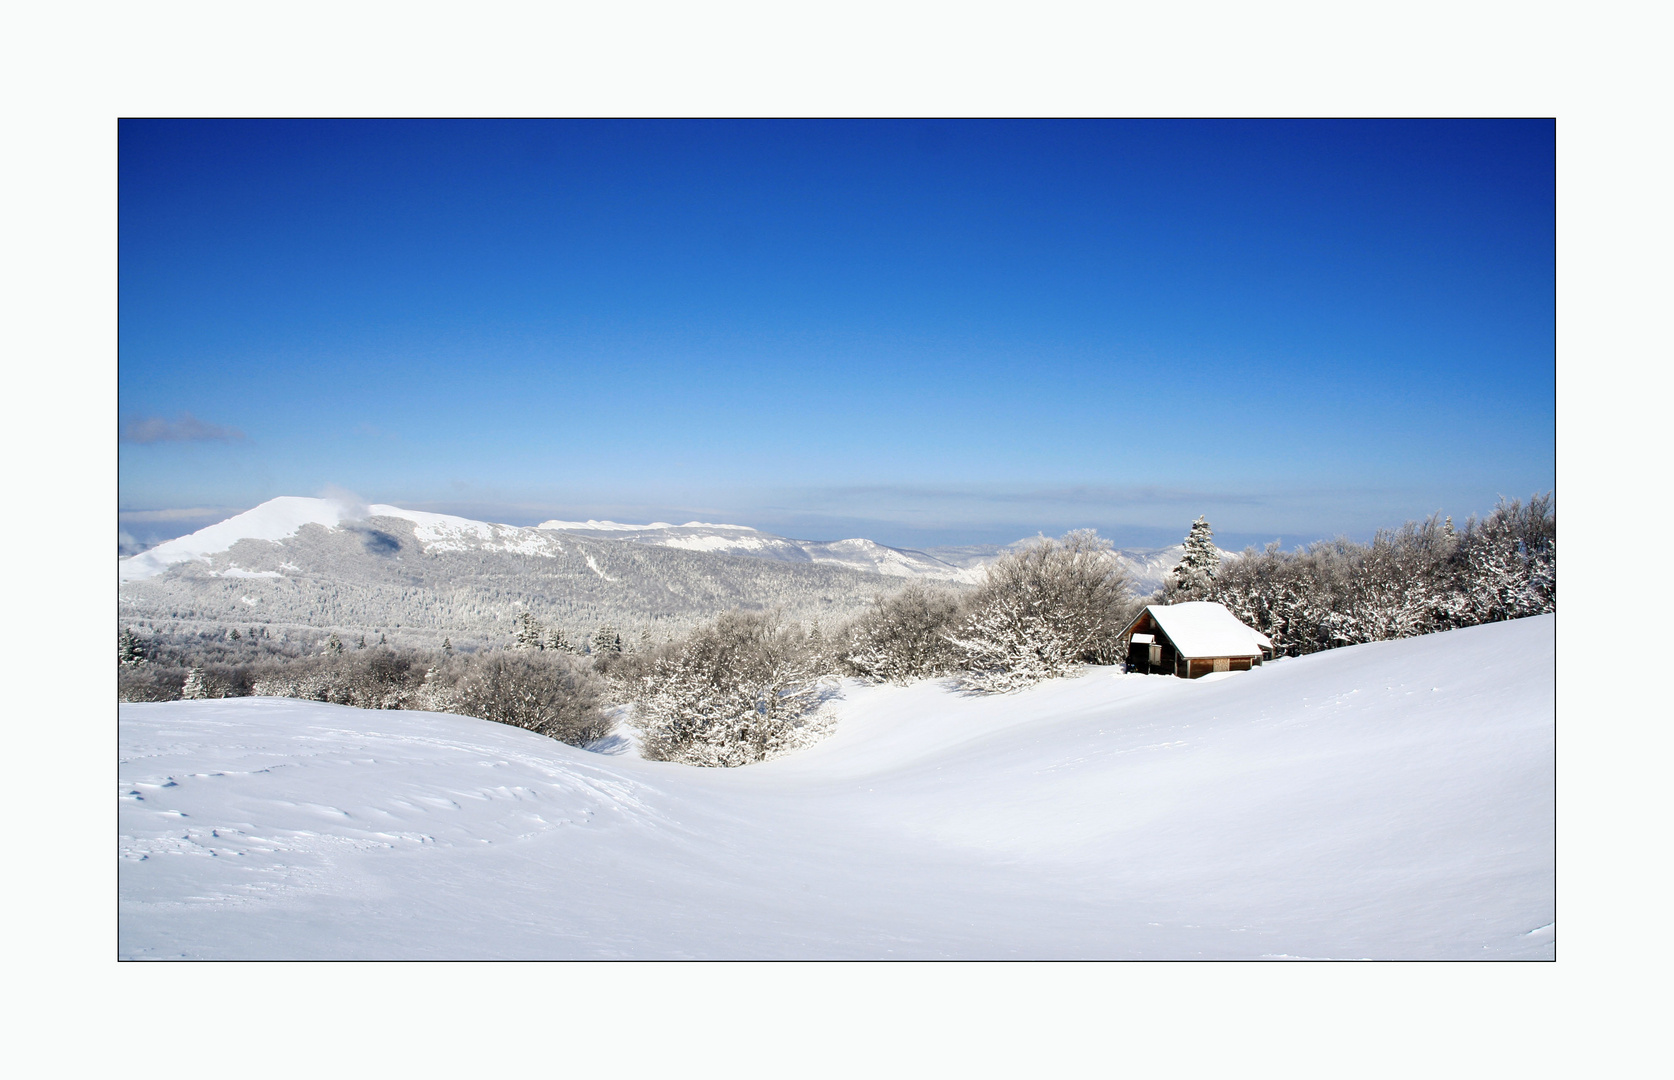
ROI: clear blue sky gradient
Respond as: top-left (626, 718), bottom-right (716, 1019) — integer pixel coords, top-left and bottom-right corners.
top-left (119, 119), bottom-right (1554, 550)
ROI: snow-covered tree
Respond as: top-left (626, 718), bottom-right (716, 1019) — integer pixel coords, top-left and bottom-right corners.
top-left (514, 610), bottom-right (545, 650)
top-left (842, 583), bottom-right (963, 684)
top-left (593, 625), bottom-right (622, 655)
top-left (118, 627), bottom-right (146, 667)
top-left (945, 530), bottom-right (1137, 693)
top-left (325, 632), bottom-right (343, 655)
top-left (1201, 496), bottom-right (1555, 657)
top-left (804, 618), bottom-right (838, 675)
top-left (637, 610), bottom-right (833, 766)
top-left (1167, 516), bottom-right (1222, 597)
top-left (181, 666), bottom-right (208, 700)
top-left (1452, 496), bottom-right (1555, 625)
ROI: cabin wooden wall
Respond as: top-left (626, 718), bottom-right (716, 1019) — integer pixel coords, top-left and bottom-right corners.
top-left (1177, 656), bottom-right (1254, 679)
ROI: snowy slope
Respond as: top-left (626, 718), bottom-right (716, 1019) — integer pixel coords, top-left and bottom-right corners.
top-left (119, 496), bottom-right (355, 582)
top-left (119, 615), bottom-right (1554, 959)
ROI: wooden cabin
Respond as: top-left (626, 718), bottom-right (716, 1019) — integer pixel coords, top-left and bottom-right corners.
top-left (1120, 601), bottom-right (1274, 679)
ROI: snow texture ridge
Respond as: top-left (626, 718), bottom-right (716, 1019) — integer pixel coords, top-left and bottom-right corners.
top-left (536, 519), bottom-right (678, 531)
top-left (119, 615), bottom-right (1555, 960)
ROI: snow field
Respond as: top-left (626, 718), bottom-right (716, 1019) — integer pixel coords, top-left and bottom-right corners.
top-left (119, 615), bottom-right (1554, 959)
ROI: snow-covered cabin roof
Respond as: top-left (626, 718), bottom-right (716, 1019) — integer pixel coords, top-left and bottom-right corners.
top-left (1127, 602), bottom-right (1265, 659)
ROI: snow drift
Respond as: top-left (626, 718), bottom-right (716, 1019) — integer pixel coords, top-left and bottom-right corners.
top-left (118, 615), bottom-right (1554, 959)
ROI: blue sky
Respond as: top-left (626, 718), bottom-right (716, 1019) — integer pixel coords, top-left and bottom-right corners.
top-left (119, 119), bottom-right (1554, 551)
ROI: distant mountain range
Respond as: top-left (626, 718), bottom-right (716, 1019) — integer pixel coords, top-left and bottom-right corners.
top-left (529, 517), bottom-right (987, 583)
top-left (117, 497), bottom-right (1226, 648)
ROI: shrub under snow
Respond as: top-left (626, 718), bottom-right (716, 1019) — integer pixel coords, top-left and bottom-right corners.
top-left (244, 647), bottom-right (612, 747)
top-left (450, 652), bottom-right (612, 745)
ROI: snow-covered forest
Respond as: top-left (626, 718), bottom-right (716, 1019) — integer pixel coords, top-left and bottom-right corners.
top-left (117, 514), bottom-right (924, 651)
top-left (119, 495), bottom-right (1555, 770)
top-left (1179, 495), bottom-right (1555, 654)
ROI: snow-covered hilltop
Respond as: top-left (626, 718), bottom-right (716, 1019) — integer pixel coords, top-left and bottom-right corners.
top-left (118, 614), bottom-right (1555, 959)
top-left (119, 496), bottom-right (569, 583)
top-left (116, 498), bottom-right (983, 648)
top-left (120, 497), bottom-right (981, 585)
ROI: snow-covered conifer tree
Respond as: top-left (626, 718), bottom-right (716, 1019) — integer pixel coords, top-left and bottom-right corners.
top-left (1168, 516), bottom-right (1221, 597)
top-left (181, 667), bottom-right (208, 700)
top-left (805, 618), bottom-right (837, 675)
top-left (514, 611), bottom-right (545, 650)
top-left (119, 627), bottom-right (146, 667)
top-left (325, 632), bottom-right (344, 655)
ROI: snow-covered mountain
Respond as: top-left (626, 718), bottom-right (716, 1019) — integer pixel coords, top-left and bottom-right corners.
top-left (118, 614), bottom-right (1556, 959)
top-left (121, 498), bottom-right (982, 585)
top-left (116, 497), bottom-right (1232, 645)
top-left (119, 496), bottom-right (569, 583)
top-left (116, 497), bottom-right (973, 648)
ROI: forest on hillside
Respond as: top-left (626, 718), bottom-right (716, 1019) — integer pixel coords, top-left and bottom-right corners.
top-left (120, 495), bottom-right (1555, 769)
top-left (117, 515), bottom-right (929, 651)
